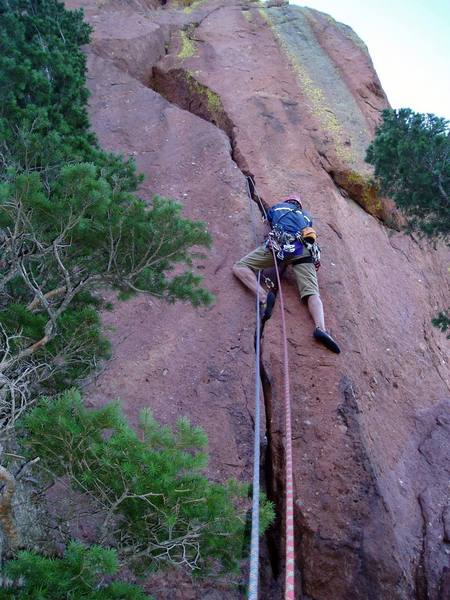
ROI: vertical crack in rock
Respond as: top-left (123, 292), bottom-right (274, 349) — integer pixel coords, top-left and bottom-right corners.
top-left (148, 67), bottom-right (285, 591)
top-left (147, 67), bottom-right (341, 592)
top-left (415, 494), bottom-right (429, 600)
top-left (150, 66), bottom-right (234, 136)
top-left (260, 362), bottom-right (282, 581)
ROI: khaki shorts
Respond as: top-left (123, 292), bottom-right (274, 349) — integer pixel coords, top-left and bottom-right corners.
top-left (235, 245), bottom-right (319, 300)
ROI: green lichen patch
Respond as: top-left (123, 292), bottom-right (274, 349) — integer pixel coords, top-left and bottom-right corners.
top-left (278, 39), bottom-right (354, 165)
top-left (261, 9), bottom-right (371, 168)
top-left (186, 71), bottom-right (224, 117)
top-left (242, 9), bottom-right (253, 22)
top-left (151, 67), bottom-right (233, 138)
top-left (258, 7), bottom-right (270, 23)
top-left (181, 0), bottom-right (206, 14)
top-left (178, 30), bottom-right (196, 59)
top-left (205, 87), bottom-right (222, 114)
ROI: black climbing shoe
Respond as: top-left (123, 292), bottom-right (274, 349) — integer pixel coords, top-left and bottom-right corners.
top-left (313, 327), bottom-right (341, 353)
top-left (261, 291), bottom-right (276, 322)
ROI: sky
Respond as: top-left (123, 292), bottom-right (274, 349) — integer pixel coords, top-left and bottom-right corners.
top-left (288, 0), bottom-right (450, 120)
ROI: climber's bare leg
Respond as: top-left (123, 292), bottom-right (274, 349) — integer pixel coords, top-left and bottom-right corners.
top-left (232, 264), bottom-right (267, 304)
top-left (307, 294), bottom-right (325, 330)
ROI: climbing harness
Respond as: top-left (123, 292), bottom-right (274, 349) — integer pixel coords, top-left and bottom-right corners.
top-left (266, 227), bottom-right (321, 267)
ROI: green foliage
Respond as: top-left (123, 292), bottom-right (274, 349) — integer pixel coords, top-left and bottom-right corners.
top-left (0, 1), bottom-right (213, 423)
top-left (0, 165), bottom-right (212, 405)
top-left (366, 108), bottom-right (450, 241)
top-left (21, 389), bottom-right (273, 574)
top-left (366, 109), bottom-right (450, 337)
top-left (1, 164), bottom-right (212, 302)
top-left (1, 541), bottom-right (152, 599)
top-left (0, 0), bottom-right (139, 189)
top-left (0, 0), bottom-right (92, 169)
top-left (431, 309), bottom-right (450, 338)
top-left (0, 300), bottom-right (111, 391)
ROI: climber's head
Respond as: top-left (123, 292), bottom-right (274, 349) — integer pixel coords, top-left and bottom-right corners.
top-left (282, 194), bottom-right (303, 210)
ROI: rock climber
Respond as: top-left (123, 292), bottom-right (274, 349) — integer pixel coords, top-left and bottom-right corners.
top-left (233, 194), bottom-right (340, 353)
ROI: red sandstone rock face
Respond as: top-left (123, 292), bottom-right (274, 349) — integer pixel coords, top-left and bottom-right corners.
top-left (66, 1), bottom-right (450, 598)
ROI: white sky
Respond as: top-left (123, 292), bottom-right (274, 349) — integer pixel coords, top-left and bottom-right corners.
top-left (287, 0), bottom-right (450, 120)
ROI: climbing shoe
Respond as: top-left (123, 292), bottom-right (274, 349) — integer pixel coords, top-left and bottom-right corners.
top-left (260, 291), bottom-right (276, 322)
top-left (313, 327), bottom-right (341, 353)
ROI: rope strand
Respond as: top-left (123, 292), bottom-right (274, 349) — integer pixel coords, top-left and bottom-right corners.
top-left (245, 176), bottom-right (263, 599)
top-left (248, 270), bottom-right (262, 600)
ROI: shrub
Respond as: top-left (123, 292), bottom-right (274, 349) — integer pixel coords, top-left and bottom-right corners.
top-left (21, 389), bottom-right (275, 574)
top-left (0, 165), bottom-right (212, 426)
top-left (431, 310), bottom-right (450, 339)
top-left (1, 541), bottom-right (152, 599)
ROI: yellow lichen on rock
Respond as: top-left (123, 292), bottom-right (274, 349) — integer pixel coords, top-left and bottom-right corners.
top-left (178, 30), bottom-right (196, 59)
top-left (258, 7), bottom-right (270, 23)
top-left (283, 44), bottom-right (353, 164)
top-left (331, 169), bottom-right (397, 223)
top-left (181, 0), bottom-right (205, 14)
top-left (262, 11), bottom-right (355, 166)
top-left (185, 71), bottom-right (224, 118)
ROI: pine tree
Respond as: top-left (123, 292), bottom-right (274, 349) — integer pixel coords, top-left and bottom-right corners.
top-left (20, 389), bottom-right (275, 574)
top-left (366, 108), bottom-right (449, 336)
top-left (366, 108), bottom-right (449, 240)
top-left (1, 542), bottom-right (152, 599)
top-left (0, 1), bottom-right (213, 425)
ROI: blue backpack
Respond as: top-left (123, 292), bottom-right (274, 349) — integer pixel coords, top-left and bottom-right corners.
top-left (267, 202), bottom-right (313, 234)
top-left (266, 202), bottom-right (316, 261)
